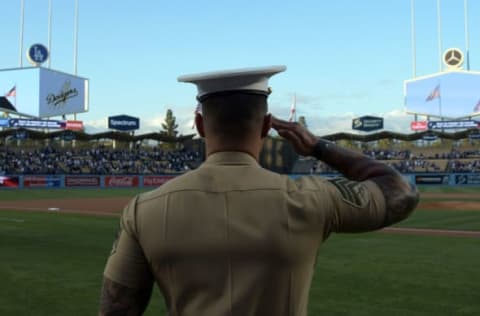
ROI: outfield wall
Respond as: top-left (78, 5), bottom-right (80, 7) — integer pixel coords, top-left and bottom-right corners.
top-left (0, 175), bottom-right (175, 189)
top-left (1, 173), bottom-right (480, 189)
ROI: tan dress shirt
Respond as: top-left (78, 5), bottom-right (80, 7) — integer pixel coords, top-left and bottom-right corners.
top-left (104, 151), bottom-right (386, 316)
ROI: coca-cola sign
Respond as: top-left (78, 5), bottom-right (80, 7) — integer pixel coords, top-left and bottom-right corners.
top-left (104, 176), bottom-right (139, 187)
top-left (143, 176), bottom-right (175, 187)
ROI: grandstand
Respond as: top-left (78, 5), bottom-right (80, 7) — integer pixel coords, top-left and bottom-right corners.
top-left (291, 135), bottom-right (480, 175)
top-left (1, 126), bottom-right (479, 176)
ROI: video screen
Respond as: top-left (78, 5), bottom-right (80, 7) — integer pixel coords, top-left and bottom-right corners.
top-left (404, 71), bottom-right (480, 118)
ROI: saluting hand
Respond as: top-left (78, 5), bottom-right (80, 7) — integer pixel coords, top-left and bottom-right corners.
top-left (271, 116), bottom-right (318, 156)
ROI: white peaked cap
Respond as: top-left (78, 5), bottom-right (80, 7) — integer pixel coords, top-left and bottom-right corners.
top-left (178, 65), bottom-right (287, 101)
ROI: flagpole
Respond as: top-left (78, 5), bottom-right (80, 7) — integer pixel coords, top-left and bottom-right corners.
top-left (437, 0), bottom-right (443, 72)
top-left (464, 0), bottom-right (470, 71)
top-left (73, 0), bottom-right (79, 122)
top-left (19, 0), bottom-right (25, 67)
top-left (411, 0), bottom-right (417, 78)
top-left (294, 93), bottom-right (297, 122)
top-left (438, 86), bottom-right (442, 117)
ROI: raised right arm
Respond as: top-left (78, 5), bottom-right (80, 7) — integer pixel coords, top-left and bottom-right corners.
top-left (271, 116), bottom-right (419, 228)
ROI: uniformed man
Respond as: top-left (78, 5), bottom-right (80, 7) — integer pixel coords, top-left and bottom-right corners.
top-left (99, 66), bottom-right (419, 316)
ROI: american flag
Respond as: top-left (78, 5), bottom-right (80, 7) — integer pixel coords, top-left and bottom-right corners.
top-left (191, 103), bottom-right (202, 129)
top-left (425, 85), bottom-right (440, 102)
top-left (288, 94), bottom-right (296, 122)
top-left (5, 86), bottom-right (16, 97)
top-left (474, 100), bottom-right (480, 113)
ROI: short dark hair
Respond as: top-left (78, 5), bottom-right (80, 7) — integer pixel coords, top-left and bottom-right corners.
top-left (201, 92), bottom-right (268, 139)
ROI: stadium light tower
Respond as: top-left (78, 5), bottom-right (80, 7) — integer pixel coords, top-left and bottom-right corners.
top-left (464, 0), bottom-right (470, 71)
top-left (74, 0), bottom-right (79, 76)
top-left (437, 0), bottom-right (443, 72)
top-left (18, 0), bottom-right (25, 67)
top-left (410, 0), bottom-right (417, 78)
top-left (48, 0), bottom-right (53, 68)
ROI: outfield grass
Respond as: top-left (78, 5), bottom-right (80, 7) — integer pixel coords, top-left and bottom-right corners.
top-left (0, 183), bottom-right (477, 200)
top-left (395, 210), bottom-right (480, 231)
top-left (0, 210), bottom-right (479, 315)
top-left (0, 211), bottom-right (166, 315)
top-left (418, 186), bottom-right (480, 194)
top-left (1, 186), bottom-right (479, 315)
top-left (312, 232), bottom-right (479, 316)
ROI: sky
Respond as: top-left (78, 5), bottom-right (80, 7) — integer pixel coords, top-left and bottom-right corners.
top-left (1, 0), bottom-right (480, 136)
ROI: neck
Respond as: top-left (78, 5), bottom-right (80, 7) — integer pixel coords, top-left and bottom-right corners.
top-left (205, 137), bottom-right (263, 161)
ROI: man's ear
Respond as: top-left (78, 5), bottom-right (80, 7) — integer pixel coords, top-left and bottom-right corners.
top-left (261, 113), bottom-right (272, 138)
top-left (195, 113), bottom-right (206, 138)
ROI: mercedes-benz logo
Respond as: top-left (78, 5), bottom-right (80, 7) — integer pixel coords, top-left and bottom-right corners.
top-left (443, 48), bottom-right (464, 68)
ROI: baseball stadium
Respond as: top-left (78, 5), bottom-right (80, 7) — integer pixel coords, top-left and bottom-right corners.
top-left (1, 1), bottom-right (480, 316)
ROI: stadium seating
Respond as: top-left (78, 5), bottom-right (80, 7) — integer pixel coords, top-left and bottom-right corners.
top-left (1, 141), bottom-right (479, 176)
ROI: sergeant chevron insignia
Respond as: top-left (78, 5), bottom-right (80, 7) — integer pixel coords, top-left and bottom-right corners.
top-left (328, 178), bottom-right (369, 208)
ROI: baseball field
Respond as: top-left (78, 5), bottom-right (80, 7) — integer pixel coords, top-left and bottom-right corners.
top-left (0, 186), bottom-right (479, 315)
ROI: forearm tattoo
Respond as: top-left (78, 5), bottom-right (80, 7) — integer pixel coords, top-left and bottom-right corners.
top-left (371, 176), bottom-right (419, 227)
top-left (99, 278), bottom-right (152, 316)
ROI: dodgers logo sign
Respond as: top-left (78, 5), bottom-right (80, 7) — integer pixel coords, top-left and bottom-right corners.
top-left (27, 44), bottom-right (49, 66)
top-left (46, 80), bottom-right (79, 109)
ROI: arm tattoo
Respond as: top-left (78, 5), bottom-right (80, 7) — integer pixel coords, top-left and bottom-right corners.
top-left (371, 175), bottom-right (419, 227)
top-left (99, 277), bottom-right (152, 316)
top-left (312, 139), bottom-right (420, 226)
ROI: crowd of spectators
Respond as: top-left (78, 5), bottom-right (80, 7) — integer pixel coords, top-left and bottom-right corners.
top-left (447, 160), bottom-right (480, 173)
top-left (0, 146), bottom-right (202, 175)
top-left (387, 160), bottom-right (442, 173)
top-left (1, 144), bottom-right (480, 176)
top-left (307, 147), bottom-right (480, 174)
top-left (362, 148), bottom-right (480, 160)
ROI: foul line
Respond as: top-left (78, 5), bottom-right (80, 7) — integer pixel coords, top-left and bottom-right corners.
top-left (382, 227), bottom-right (480, 238)
top-left (0, 206), bottom-right (119, 217)
top-left (1, 207), bottom-right (479, 237)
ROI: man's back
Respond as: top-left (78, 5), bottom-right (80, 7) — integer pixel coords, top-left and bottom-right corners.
top-left (99, 66), bottom-right (418, 316)
top-left (106, 151), bottom-right (387, 316)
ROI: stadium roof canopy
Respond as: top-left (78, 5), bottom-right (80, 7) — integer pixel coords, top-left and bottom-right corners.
top-left (1, 128), bottom-right (478, 143)
top-left (0, 128), bottom-right (196, 143)
top-left (322, 129), bottom-right (479, 142)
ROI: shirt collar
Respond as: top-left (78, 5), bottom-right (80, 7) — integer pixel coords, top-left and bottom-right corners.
top-left (203, 151), bottom-right (260, 166)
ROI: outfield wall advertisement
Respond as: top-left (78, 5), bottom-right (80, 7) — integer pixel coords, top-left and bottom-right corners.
top-left (143, 175), bottom-right (174, 187)
top-left (104, 176), bottom-right (139, 187)
top-left (0, 176), bottom-right (19, 188)
top-left (65, 176), bottom-right (101, 187)
top-left (455, 174), bottom-right (480, 185)
top-left (414, 175), bottom-right (450, 185)
top-left (23, 175), bottom-right (62, 188)
top-left (2, 173), bottom-right (479, 189)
